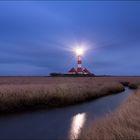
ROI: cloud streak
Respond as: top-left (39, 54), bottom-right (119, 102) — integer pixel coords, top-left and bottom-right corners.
top-left (0, 1), bottom-right (140, 76)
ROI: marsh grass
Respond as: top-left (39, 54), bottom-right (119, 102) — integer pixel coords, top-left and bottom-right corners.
top-left (0, 76), bottom-right (139, 113)
top-left (0, 76), bottom-right (140, 138)
top-left (78, 85), bottom-right (140, 140)
top-left (0, 77), bottom-right (125, 113)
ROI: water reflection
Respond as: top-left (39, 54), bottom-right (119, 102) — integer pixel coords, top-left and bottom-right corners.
top-left (0, 88), bottom-right (133, 139)
top-left (70, 113), bottom-right (86, 140)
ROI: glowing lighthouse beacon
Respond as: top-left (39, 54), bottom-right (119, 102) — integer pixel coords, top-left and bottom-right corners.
top-left (68, 47), bottom-right (92, 75)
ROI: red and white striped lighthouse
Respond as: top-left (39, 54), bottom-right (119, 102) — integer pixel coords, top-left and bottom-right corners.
top-left (68, 47), bottom-right (93, 75)
top-left (77, 55), bottom-right (83, 74)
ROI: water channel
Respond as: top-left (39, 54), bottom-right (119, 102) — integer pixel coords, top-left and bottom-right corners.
top-left (0, 87), bottom-right (134, 139)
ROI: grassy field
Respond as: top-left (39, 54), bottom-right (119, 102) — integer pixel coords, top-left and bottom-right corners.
top-left (0, 76), bottom-right (139, 114)
top-left (78, 78), bottom-right (140, 140)
top-left (0, 76), bottom-right (132, 113)
top-left (0, 76), bottom-right (140, 139)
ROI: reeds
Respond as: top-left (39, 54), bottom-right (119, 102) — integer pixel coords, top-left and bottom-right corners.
top-left (0, 77), bottom-right (125, 113)
top-left (78, 84), bottom-right (140, 140)
top-left (0, 76), bottom-right (139, 113)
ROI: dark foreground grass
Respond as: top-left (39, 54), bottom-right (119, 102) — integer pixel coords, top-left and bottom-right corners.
top-left (78, 83), bottom-right (140, 140)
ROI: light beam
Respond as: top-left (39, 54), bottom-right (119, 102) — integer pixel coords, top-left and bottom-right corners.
top-left (75, 48), bottom-right (84, 56)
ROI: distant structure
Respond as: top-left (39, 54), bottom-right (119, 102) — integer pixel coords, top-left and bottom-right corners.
top-left (68, 48), bottom-right (92, 75)
top-left (50, 47), bottom-right (95, 77)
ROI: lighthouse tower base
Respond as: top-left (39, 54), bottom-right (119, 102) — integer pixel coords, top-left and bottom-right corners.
top-left (68, 67), bottom-right (93, 75)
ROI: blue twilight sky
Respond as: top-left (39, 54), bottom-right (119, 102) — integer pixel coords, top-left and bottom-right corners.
top-left (0, 1), bottom-right (140, 76)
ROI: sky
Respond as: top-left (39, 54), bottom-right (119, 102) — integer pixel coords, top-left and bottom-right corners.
top-left (0, 1), bottom-right (140, 76)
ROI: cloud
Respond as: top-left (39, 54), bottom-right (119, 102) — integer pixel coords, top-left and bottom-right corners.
top-left (0, 1), bottom-right (140, 75)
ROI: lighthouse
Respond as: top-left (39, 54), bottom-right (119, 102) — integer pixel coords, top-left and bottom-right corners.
top-left (76, 49), bottom-right (83, 74)
top-left (68, 47), bottom-right (92, 75)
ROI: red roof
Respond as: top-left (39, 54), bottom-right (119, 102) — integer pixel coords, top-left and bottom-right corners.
top-left (83, 68), bottom-right (91, 74)
top-left (77, 67), bottom-right (83, 72)
top-left (69, 67), bottom-right (77, 73)
top-left (68, 67), bottom-right (92, 74)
